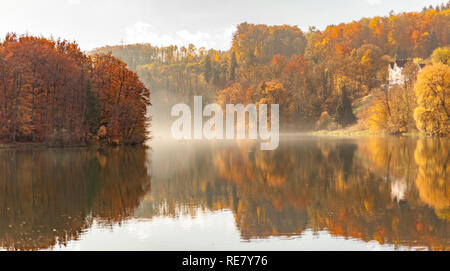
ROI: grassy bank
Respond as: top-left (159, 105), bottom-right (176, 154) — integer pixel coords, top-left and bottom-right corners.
top-left (309, 127), bottom-right (428, 137)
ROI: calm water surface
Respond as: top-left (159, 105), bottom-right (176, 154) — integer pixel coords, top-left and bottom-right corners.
top-left (0, 136), bottom-right (448, 251)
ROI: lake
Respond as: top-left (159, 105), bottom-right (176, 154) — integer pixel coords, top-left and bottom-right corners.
top-left (0, 136), bottom-right (448, 251)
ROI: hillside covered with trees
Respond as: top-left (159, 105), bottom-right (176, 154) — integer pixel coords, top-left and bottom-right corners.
top-left (92, 3), bottom-right (449, 135)
top-left (0, 34), bottom-right (150, 146)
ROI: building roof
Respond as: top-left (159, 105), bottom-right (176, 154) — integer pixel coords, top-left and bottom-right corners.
top-left (389, 59), bottom-right (408, 69)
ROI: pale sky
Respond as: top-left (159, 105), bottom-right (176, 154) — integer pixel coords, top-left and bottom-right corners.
top-left (0, 0), bottom-right (446, 51)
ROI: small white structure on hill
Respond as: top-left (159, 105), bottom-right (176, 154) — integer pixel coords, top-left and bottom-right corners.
top-left (388, 59), bottom-right (425, 88)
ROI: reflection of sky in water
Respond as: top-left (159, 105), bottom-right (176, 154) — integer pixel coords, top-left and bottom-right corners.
top-left (48, 210), bottom-right (427, 251)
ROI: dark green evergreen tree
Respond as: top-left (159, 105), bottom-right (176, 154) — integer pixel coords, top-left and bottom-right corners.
top-left (336, 87), bottom-right (357, 127)
top-left (84, 80), bottom-right (100, 135)
top-left (229, 51), bottom-right (237, 81)
top-left (203, 55), bottom-right (212, 83)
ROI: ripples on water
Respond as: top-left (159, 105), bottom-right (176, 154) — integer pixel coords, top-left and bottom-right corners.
top-left (0, 136), bottom-right (448, 250)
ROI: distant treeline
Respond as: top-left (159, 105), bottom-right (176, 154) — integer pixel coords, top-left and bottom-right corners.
top-left (0, 34), bottom-right (150, 145)
top-left (92, 3), bottom-right (449, 135)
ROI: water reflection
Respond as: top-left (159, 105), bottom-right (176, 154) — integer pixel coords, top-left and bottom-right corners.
top-left (142, 137), bottom-right (449, 250)
top-left (0, 137), bottom-right (448, 250)
top-left (0, 147), bottom-right (150, 250)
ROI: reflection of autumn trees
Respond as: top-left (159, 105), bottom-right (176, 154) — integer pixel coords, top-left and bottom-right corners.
top-left (7, 139), bottom-right (445, 250)
top-left (90, 148), bottom-right (151, 224)
top-left (308, 138), bottom-right (448, 250)
top-left (136, 141), bottom-right (235, 218)
top-left (356, 137), bottom-right (418, 202)
top-left (356, 137), bottom-right (450, 219)
top-left (414, 139), bottom-right (450, 220)
top-left (0, 147), bottom-right (150, 250)
top-left (214, 141), bottom-right (309, 238)
top-left (143, 138), bottom-right (449, 250)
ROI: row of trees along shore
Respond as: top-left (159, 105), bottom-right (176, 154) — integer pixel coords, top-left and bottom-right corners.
top-left (93, 3), bottom-right (450, 136)
top-left (0, 34), bottom-right (150, 146)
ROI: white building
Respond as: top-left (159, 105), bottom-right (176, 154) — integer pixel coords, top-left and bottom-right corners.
top-left (388, 59), bottom-right (425, 88)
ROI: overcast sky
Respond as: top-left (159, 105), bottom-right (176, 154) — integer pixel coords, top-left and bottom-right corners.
top-left (0, 0), bottom-right (446, 51)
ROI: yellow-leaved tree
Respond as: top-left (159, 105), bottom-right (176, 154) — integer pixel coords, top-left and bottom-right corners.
top-left (413, 63), bottom-right (450, 136)
top-left (431, 46), bottom-right (450, 65)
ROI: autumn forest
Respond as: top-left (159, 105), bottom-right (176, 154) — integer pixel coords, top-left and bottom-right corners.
top-left (0, 3), bottom-right (449, 146)
top-left (93, 3), bottom-right (449, 137)
top-left (0, 35), bottom-right (150, 145)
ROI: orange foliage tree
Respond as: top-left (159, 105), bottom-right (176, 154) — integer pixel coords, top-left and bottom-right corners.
top-left (0, 34), bottom-right (150, 145)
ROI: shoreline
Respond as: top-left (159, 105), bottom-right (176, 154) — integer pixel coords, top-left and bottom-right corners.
top-left (307, 129), bottom-right (429, 137)
top-left (1, 131), bottom-right (444, 149)
top-left (0, 142), bottom-right (147, 150)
